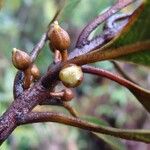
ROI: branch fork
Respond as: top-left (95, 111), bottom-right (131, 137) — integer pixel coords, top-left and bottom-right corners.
top-left (1, 0), bottom-right (150, 146)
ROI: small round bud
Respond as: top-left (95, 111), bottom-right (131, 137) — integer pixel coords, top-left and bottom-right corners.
top-left (31, 64), bottom-right (40, 79)
top-left (59, 64), bottom-right (83, 88)
top-left (62, 88), bottom-right (74, 101)
top-left (12, 48), bottom-right (31, 70)
top-left (48, 21), bottom-right (70, 51)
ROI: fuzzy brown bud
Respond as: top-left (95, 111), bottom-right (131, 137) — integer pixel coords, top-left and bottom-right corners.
top-left (48, 21), bottom-right (70, 51)
top-left (62, 88), bottom-right (74, 101)
top-left (31, 64), bottom-right (40, 79)
top-left (12, 48), bottom-right (31, 70)
top-left (59, 64), bottom-right (83, 88)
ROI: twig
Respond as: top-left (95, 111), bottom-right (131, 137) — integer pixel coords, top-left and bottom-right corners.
top-left (13, 5), bottom-right (64, 99)
top-left (17, 112), bottom-right (150, 143)
top-left (82, 65), bottom-right (137, 90)
top-left (13, 33), bottom-right (48, 99)
top-left (40, 98), bottom-right (78, 117)
top-left (1, 0), bottom-right (147, 146)
top-left (30, 33), bottom-right (47, 61)
top-left (62, 102), bottom-right (78, 117)
top-left (13, 2), bottom-right (133, 99)
top-left (0, 81), bottom-right (51, 145)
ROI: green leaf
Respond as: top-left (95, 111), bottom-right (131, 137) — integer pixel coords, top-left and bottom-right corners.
top-left (94, 0), bottom-right (150, 112)
top-left (59, 0), bottom-right (81, 22)
top-left (70, 0), bottom-right (150, 113)
top-left (109, 0), bottom-right (150, 66)
top-left (82, 116), bottom-right (127, 150)
top-left (71, 0), bottom-right (150, 66)
top-left (77, 1), bottom-right (150, 66)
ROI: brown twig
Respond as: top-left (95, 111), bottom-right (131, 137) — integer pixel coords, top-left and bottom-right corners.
top-left (13, 10), bottom-right (131, 99)
top-left (62, 102), bottom-right (78, 117)
top-left (82, 65), bottom-right (138, 90)
top-left (0, 81), bottom-right (51, 145)
top-left (61, 49), bottom-right (68, 62)
top-left (40, 98), bottom-right (78, 117)
top-left (13, 5), bottom-right (64, 99)
top-left (54, 50), bottom-right (62, 63)
top-left (30, 33), bottom-right (48, 61)
top-left (17, 112), bottom-right (150, 143)
top-left (13, 33), bottom-right (48, 99)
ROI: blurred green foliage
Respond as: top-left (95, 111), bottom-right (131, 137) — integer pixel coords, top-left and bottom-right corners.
top-left (0, 0), bottom-right (149, 150)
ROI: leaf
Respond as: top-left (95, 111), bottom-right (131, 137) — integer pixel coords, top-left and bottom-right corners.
top-left (76, 0), bottom-right (150, 66)
top-left (59, 0), bottom-right (81, 22)
top-left (82, 116), bottom-right (150, 144)
top-left (70, 0), bottom-right (150, 113)
top-left (108, 0), bottom-right (150, 66)
top-left (70, 0), bottom-right (150, 66)
top-left (82, 116), bottom-right (127, 150)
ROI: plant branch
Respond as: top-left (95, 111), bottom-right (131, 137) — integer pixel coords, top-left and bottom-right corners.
top-left (1, 0), bottom-right (148, 146)
top-left (82, 65), bottom-right (139, 90)
top-left (13, 6), bottom-right (64, 99)
top-left (62, 102), bottom-right (78, 117)
top-left (40, 99), bottom-right (78, 117)
top-left (18, 112), bottom-right (150, 143)
top-left (13, 33), bottom-right (48, 99)
top-left (30, 33), bottom-right (48, 61)
top-left (0, 81), bottom-right (51, 145)
top-left (13, 10), bottom-right (131, 99)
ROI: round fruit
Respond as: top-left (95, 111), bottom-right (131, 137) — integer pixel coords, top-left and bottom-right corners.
top-left (59, 64), bottom-right (83, 88)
